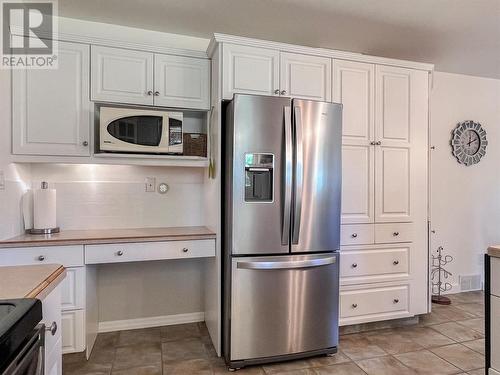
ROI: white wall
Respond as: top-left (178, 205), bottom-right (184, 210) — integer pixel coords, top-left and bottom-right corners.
top-left (430, 71), bottom-right (500, 293)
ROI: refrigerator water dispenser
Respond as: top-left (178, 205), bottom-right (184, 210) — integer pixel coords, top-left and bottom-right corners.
top-left (244, 153), bottom-right (274, 202)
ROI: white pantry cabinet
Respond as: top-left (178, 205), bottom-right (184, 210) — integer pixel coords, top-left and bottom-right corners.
top-left (12, 40), bottom-right (91, 156)
top-left (91, 45), bottom-right (210, 109)
top-left (222, 43), bottom-right (280, 99)
top-left (91, 46), bottom-right (154, 106)
top-left (279, 52), bottom-right (331, 101)
top-left (154, 54), bottom-right (210, 109)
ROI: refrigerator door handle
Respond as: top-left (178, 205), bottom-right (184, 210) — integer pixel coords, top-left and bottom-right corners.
top-left (237, 256), bottom-right (337, 270)
top-left (282, 106), bottom-right (293, 246)
top-left (292, 106), bottom-right (304, 245)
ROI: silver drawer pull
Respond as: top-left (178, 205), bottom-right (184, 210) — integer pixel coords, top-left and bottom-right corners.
top-left (116, 250), bottom-right (124, 256)
top-left (393, 299), bottom-right (399, 304)
top-left (352, 303), bottom-right (358, 308)
top-left (393, 260), bottom-right (399, 265)
top-left (182, 248), bottom-right (189, 253)
top-left (393, 232), bottom-right (400, 236)
top-left (38, 255), bottom-right (45, 261)
top-left (351, 233), bottom-right (358, 238)
top-left (46, 321), bottom-right (57, 336)
top-left (351, 263), bottom-right (358, 268)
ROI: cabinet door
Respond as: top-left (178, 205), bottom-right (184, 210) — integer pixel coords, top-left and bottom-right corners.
top-left (341, 144), bottom-right (375, 223)
top-left (222, 44), bottom-right (279, 99)
top-left (374, 65), bottom-right (428, 222)
top-left (62, 310), bottom-right (85, 354)
top-left (280, 52), bottom-right (331, 101)
top-left (91, 45), bottom-right (154, 105)
top-left (154, 54), bottom-right (210, 109)
top-left (12, 40), bottom-right (90, 156)
top-left (492, 295), bottom-right (500, 372)
top-left (334, 60), bottom-right (375, 224)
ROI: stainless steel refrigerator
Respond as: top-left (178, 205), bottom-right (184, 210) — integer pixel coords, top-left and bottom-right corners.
top-left (223, 94), bottom-right (342, 369)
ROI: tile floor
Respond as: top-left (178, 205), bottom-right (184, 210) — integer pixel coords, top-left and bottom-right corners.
top-left (63, 291), bottom-right (485, 375)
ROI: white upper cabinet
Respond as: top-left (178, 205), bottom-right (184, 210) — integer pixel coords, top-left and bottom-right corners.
top-left (334, 60), bottom-right (375, 223)
top-left (374, 65), bottom-right (428, 222)
top-left (91, 46), bottom-right (154, 106)
top-left (12, 40), bottom-right (91, 156)
top-left (154, 54), bottom-right (210, 109)
top-left (279, 52), bottom-right (331, 101)
top-left (222, 44), bottom-right (280, 99)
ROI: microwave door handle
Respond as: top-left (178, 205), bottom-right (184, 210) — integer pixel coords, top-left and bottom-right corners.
top-left (282, 106), bottom-right (293, 246)
top-left (292, 106), bottom-right (303, 245)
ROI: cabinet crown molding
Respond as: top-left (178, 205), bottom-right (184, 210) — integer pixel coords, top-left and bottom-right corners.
top-left (208, 33), bottom-right (434, 72)
top-left (9, 25), bottom-right (209, 60)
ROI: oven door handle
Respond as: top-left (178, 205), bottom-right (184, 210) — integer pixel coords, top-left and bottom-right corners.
top-left (4, 325), bottom-right (44, 375)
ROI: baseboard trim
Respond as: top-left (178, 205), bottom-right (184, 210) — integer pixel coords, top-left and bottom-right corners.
top-left (98, 312), bottom-right (205, 333)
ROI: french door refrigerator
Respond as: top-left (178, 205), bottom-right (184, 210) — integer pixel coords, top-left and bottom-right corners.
top-left (222, 94), bottom-right (342, 369)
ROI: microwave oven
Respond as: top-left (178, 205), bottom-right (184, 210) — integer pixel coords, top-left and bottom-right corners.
top-left (99, 107), bottom-right (183, 154)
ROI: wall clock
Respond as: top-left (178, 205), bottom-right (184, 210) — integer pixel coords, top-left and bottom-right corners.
top-left (451, 120), bottom-right (488, 166)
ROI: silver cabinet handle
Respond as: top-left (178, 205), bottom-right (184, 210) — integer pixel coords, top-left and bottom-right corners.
top-left (46, 321), bottom-right (57, 336)
top-left (237, 256), bottom-right (336, 270)
top-left (393, 232), bottom-right (400, 236)
top-left (147, 90), bottom-right (153, 96)
top-left (182, 248), bottom-right (189, 253)
top-left (280, 90), bottom-right (287, 95)
top-left (154, 91), bottom-right (160, 96)
top-left (375, 141), bottom-right (382, 145)
top-left (82, 141), bottom-right (89, 147)
top-left (38, 255), bottom-right (45, 261)
top-left (393, 260), bottom-right (400, 265)
top-left (116, 250), bottom-right (124, 256)
top-left (351, 233), bottom-right (358, 238)
top-left (274, 89), bottom-right (280, 95)
top-left (352, 303), bottom-right (358, 308)
top-left (393, 299), bottom-right (400, 304)
top-left (352, 263), bottom-right (358, 268)
top-left (282, 106), bottom-right (292, 246)
top-left (370, 141), bottom-right (376, 145)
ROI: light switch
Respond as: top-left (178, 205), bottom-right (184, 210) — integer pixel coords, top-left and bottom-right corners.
top-left (145, 177), bottom-right (156, 192)
top-left (0, 171), bottom-right (4, 190)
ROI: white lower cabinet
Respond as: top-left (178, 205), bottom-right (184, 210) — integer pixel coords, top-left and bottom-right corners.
top-left (61, 267), bottom-right (85, 310)
top-left (492, 295), bottom-right (500, 372)
top-left (42, 284), bottom-right (62, 375)
top-left (62, 310), bottom-right (86, 354)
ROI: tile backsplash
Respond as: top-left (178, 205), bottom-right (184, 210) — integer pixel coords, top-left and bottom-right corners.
top-left (30, 164), bottom-right (206, 230)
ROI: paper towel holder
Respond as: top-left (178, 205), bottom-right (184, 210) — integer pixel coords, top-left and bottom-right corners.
top-left (26, 181), bottom-right (60, 235)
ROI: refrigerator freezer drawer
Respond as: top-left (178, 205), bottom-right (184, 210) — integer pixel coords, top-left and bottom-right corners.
top-left (230, 254), bottom-right (339, 361)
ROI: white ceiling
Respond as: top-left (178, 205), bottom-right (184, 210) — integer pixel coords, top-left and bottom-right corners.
top-left (58, 0), bottom-right (500, 79)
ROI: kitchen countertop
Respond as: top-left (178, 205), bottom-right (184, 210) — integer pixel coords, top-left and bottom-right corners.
top-left (0, 264), bottom-right (66, 300)
top-left (0, 226), bottom-right (216, 248)
top-left (488, 246), bottom-right (500, 258)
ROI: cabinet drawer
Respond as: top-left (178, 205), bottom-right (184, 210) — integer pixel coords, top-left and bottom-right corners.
top-left (42, 284), bottom-right (62, 356)
top-left (340, 247), bottom-right (409, 281)
top-left (62, 310), bottom-right (85, 354)
top-left (491, 257), bottom-right (500, 298)
top-left (0, 245), bottom-right (84, 267)
top-left (375, 223), bottom-right (413, 243)
top-left (61, 267), bottom-right (85, 310)
top-left (340, 284), bottom-right (409, 320)
top-left (85, 239), bottom-right (215, 264)
top-left (341, 224), bottom-right (374, 246)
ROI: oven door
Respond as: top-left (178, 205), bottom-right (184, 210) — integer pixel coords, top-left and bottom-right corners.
top-left (3, 325), bottom-right (44, 375)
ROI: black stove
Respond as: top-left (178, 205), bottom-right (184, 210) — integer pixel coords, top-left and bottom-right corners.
top-left (0, 299), bottom-right (42, 373)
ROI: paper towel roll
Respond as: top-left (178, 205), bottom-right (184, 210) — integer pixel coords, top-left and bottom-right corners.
top-left (33, 186), bottom-right (57, 230)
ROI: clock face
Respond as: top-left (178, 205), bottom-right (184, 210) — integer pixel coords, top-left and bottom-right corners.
top-left (451, 121), bottom-right (487, 166)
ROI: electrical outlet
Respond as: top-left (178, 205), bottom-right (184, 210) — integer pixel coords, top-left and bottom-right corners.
top-left (145, 177), bottom-right (156, 192)
top-left (0, 171), bottom-right (4, 190)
